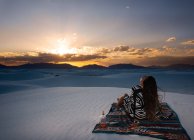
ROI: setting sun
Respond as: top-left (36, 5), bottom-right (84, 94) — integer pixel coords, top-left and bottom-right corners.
top-left (50, 38), bottom-right (77, 55)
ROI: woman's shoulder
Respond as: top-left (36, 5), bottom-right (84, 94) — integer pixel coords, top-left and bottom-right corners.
top-left (132, 85), bottom-right (142, 89)
top-left (131, 85), bottom-right (143, 98)
top-left (131, 85), bottom-right (142, 94)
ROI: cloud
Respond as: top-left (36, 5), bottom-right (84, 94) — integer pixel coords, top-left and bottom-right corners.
top-left (96, 46), bottom-right (135, 55)
top-left (63, 54), bottom-right (107, 61)
top-left (181, 40), bottom-right (194, 45)
top-left (166, 37), bottom-right (176, 42)
top-left (97, 44), bottom-right (194, 57)
top-left (0, 52), bottom-right (107, 66)
top-left (128, 48), bottom-right (154, 55)
top-left (113, 46), bottom-right (130, 52)
top-left (99, 46), bottom-right (144, 55)
top-left (1, 44), bottom-right (194, 66)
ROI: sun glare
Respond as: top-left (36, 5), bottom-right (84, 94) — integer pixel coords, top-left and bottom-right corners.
top-left (50, 38), bottom-right (77, 55)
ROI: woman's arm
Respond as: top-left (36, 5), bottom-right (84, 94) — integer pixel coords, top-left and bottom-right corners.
top-left (117, 93), bottom-right (128, 109)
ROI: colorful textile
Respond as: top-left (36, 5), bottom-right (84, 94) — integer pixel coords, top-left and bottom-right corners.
top-left (92, 102), bottom-right (190, 140)
top-left (123, 85), bottom-right (146, 120)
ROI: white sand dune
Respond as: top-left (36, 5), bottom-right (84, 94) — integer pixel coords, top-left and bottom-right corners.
top-left (1, 68), bottom-right (194, 94)
top-left (0, 87), bottom-right (193, 140)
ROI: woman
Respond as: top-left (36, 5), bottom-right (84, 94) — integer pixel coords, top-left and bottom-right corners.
top-left (117, 76), bottom-right (161, 120)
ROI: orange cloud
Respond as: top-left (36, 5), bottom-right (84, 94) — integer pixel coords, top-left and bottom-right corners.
top-left (1, 44), bottom-right (194, 66)
top-left (0, 52), bottom-right (106, 66)
top-left (113, 46), bottom-right (130, 52)
top-left (166, 37), bottom-right (176, 42)
top-left (181, 40), bottom-right (194, 45)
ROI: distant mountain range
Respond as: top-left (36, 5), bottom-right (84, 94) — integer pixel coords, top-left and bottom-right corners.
top-left (162, 64), bottom-right (194, 69)
top-left (0, 64), bottom-right (7, 68)
top-left (148, 64), bottom-right (194, 70)
top-left (19, 63), bottom-right (77, 69)
top-left (0, 63), bottom-right (194, 70)
top-left (80, 64), bottom-right (107, 69)
top-left (0, 63), bottom-right (77, 69)
top-left (108, 64), bottom-right (145, 69)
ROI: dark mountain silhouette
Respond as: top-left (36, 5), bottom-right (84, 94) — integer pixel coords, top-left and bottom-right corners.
top-left (0, 64), bottom-right (7, 68)
top-left (148, 64), bottom-right (194, 70)
top-left (81, 64), bottom-right (107, 69)
top-left (0, 63), bottom-right (194, 70)
top-left (164, 64), bottom-right (194, 70)
top-left (147, 65), bottom-right (163, 69)
top-left (108, 64), bottom-right (145, 69)
top-left (17, 63), bottom-right (78, 69)
top-left (0, 63), bottom-right (145, 69)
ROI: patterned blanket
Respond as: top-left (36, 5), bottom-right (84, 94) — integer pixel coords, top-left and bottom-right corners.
top-left (92, 102), bottom-right (190, 140)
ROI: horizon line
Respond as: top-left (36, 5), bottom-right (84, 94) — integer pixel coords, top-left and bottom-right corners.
top-left (1, 62), bottom-right (194, 68)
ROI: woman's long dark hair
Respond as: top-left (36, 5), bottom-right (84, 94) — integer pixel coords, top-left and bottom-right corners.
top-left (142, 76), bottom-right (160, 120)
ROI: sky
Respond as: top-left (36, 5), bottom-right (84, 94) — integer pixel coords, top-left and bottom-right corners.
top-left (0, 0), bottom-right (194, 66)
